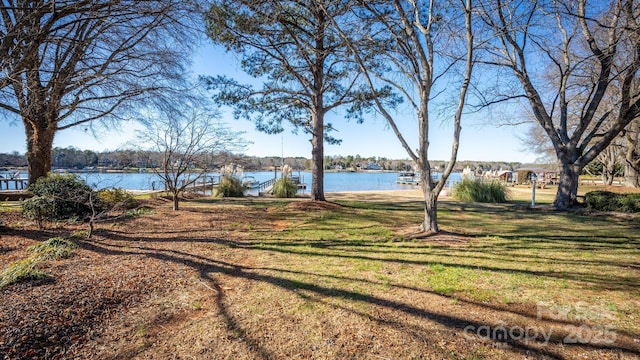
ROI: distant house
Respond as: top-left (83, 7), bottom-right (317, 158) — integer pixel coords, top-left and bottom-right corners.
top-left (496, 170), bottom-right (515, 183)
top-left (364, 162), bottom-right (382, 170)
top-left (516, 165), bottom-right (559, 185)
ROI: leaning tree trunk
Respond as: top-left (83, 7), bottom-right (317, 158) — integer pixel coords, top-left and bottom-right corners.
top-left (24, 123), bottom-right (56, 186)
top-left (554, 162), bottom-right (582, 209)
top-left (310, 111), bottom-right (325, 201)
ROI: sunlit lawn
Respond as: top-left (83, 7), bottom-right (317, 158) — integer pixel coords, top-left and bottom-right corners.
top-left (188, 187), bottom-right (639, 341)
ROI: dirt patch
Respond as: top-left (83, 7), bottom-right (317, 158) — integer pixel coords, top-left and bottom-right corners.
top-left (398, 229), bottom-right (478, 246)
top-left (285, 200), bottom-right (343, 211)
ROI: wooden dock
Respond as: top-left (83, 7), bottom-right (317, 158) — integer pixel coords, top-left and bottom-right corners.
top-left (0, 178), bottom-right (28, 190)
top-left (258, 177), bottom-right (306, 195)
top-left (258, 178), bottom-right (277, 194)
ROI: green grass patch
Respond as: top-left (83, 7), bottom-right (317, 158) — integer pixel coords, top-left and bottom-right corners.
top-left (126, 207), bottom-right (155, 217)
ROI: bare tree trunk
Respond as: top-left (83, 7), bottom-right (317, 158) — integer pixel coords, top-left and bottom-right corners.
top-left (599, 145), bottom-right (618, 186)
top-left (310, 112), bottom-right (325, 201)
top-left (624, 163), bottom-right (639, 187)
top-left (25, 124), bottom-right (55, 185)
top-left (554, 163), bottom-right (581, 209)
top-left (419, 183), bottom-right (438, 233)
top-left (602, 171), bottom-right (614, 186)
top-left (172, 192), bottom-right (180, 211)
top-left (602, 158), bottom-right (615, 185)
top-left (624, 126), bottom-right (640, 187)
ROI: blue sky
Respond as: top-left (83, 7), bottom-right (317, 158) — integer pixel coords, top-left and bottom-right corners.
top-left (0, 44), bottom-right (538, 163)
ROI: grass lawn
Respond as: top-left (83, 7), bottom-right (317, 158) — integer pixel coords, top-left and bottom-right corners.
top-left (0, 187), bottom-right (639, 359)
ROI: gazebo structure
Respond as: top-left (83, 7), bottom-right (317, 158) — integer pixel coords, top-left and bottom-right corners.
top-left (515, 165), bottom-right (559, 185)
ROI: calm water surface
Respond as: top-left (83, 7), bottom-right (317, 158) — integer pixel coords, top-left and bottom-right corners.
top-left (1, 170), bottom-right (462, 192)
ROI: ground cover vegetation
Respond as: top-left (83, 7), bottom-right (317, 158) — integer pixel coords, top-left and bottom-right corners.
top-left (584, 190), bottom-right (640, 213)
top-left (215, 175), bottom-right (246, 198)
top-left (452, 178), bottom-right (510, 203)
top-left (20, 173), bottom-right (139, 238)
top-left (0, 187), bottom-right (638, 359)
top-left (272, 177), bottom-right (298, 198)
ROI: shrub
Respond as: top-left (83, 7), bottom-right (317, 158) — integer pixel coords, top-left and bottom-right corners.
top-left (97, 188), bottom-right (138, 209)
top-left (23, 173), bottom-right (98, 221)
top-left (0, 258), bottom-right (45, 289)
top-left (272, 178), bottom-right (297, 198)
top-left (0, 234), bottom-right (80, 289)
top-left (215, 176), bottom-right (245, 197)
top-left (452, 178), bottom-right (509, 203)
top-left (21, 196), bottom-right (55, 227)
top-left (27, 236), bottom-right (78, 260)
top-left (584, 191), bottom-right (640, 213)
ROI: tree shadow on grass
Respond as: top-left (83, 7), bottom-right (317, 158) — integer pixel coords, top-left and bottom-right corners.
top-left (93, 227), bottom-right (640, 293)
top-left (78, 238), bottom-right (640, 359)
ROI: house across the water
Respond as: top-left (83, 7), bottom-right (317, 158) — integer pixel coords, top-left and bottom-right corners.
top-left (515, 165), bottom-right (559, 185)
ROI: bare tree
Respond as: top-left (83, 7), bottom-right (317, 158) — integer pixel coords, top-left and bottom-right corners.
top-left (0, 0), bottom-right (203, 185)
top-left (521, 124), bottom-right (557, 163)
top-left (328, 0), bottom-right (475, 233)
top-left (138, 106), bottom-right (246, 211)
top-left (478, 0), bottom-right (640, 209)
top-left (597, 141), bottom-right (623, 185)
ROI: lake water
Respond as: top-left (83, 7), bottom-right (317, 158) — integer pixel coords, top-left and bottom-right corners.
top-left (1, 170), bottom-right (462, 192)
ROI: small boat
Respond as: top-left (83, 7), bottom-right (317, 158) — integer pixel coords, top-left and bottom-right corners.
top-left (396, 171), bottom-right (420, 185)
top-left (241, 175), bottom-right (259, 188)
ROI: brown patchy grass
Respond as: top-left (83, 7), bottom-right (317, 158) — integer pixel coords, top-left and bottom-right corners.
top-left (0, 191), bottom-right (639, 359)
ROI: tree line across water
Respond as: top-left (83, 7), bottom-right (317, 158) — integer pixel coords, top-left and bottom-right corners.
top-left (0, 148), bottom-right (524, 174)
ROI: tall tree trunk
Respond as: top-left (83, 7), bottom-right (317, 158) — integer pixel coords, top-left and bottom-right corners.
top-left (419, 182), bottom-right (438, 233)
top-left (310, 111), bottom-right (325, 201)
top-left (602, 166), bottom-right (615, 186)
top-left (24, 123), bottom-right (55, 185)
top-left (624, 140), bottom-right (640, 187)
top-left (554, 162), bottom-right (581, 209)
top-left (624, 163), bottom-right (639, 187)
top-left (624, 120), bottom-right (640, 187)
top-left (172, 192), bottom-right (179, 211)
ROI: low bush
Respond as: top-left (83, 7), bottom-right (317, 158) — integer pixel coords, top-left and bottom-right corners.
top-left (0, 235), bottom-right (79, 289)
top-left (23, 173), bottom-right (98, 221)
top-left (0, 258), bottom-right (46, 289)
top-left (584, 191), bottom-right (640, 213)
top-left (97, 188), bottom-right (138, 209)
top-left (452, 178), bottom-right (509, 203)
top-left (21, 196), bottom-right (55, 227)
top-left (272, 178), bottom-right (297, 198)
top-left (215, 176), bottom-right (245, 197)
top-left (126, 206), bottom-right (155, 217)
top-left (27, 236), bottom-right (78, 260)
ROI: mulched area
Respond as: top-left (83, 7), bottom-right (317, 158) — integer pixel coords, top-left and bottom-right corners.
top-left (0, 214), bottom-right (194, 359)
top-left (0, 201), bottom-right (179, 357)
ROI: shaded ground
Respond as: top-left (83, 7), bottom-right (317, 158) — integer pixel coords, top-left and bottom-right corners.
top-left (1, 193), bottom-right (639, 359)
